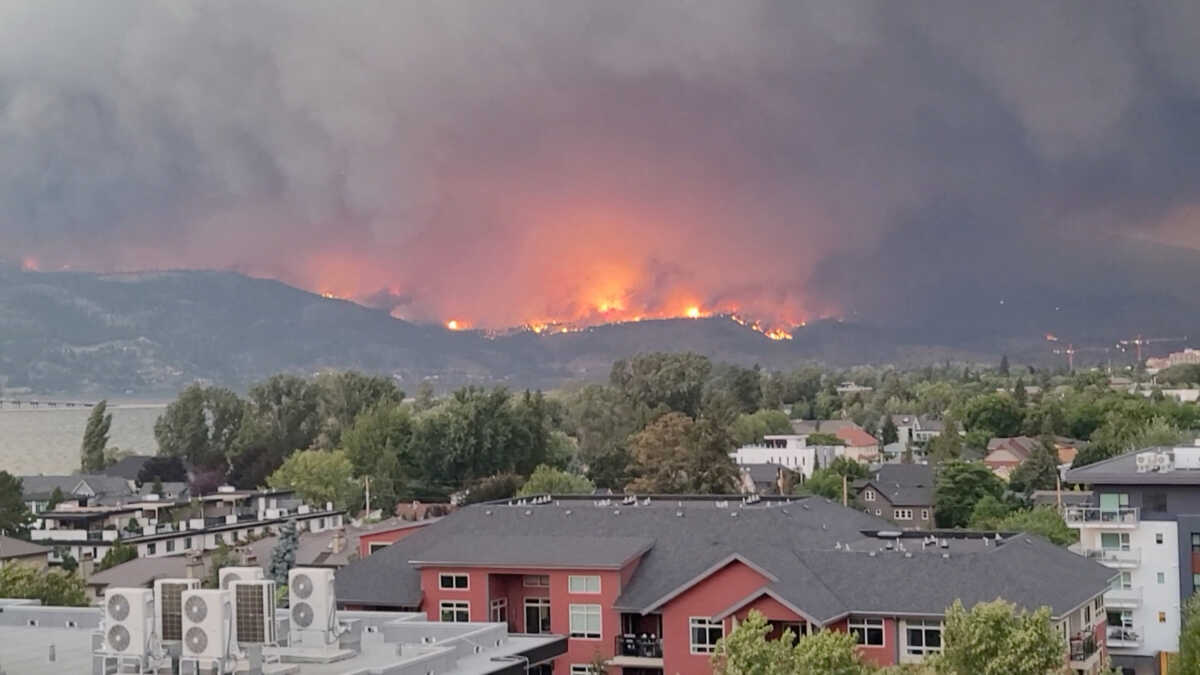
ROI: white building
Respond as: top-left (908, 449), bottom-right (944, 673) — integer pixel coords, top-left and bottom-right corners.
top-left (731, 435), bottom-right (844, 480)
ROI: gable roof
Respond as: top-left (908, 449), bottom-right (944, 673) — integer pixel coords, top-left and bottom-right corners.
top-left (835, 426), bottom-right (878, 448)
top-left (100, 455), bottom-right (154, 481)
top-left (857, 464), bottom-right (935, 506)
top-left (0, 535), bottom-right (50, 560)
top-left (334, 496), bottom-right (1112, 623)
top-left (18, 474), bottom-right (134, 502)
top-left (411, 535), bottom-right (654, 569)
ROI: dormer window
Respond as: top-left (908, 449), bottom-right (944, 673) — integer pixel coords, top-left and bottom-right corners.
top-left (864, 489), bottom-right (876, 502)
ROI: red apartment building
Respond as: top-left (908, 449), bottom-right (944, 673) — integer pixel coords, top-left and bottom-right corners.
top-left (337, 495), bottom-right (1115, 675)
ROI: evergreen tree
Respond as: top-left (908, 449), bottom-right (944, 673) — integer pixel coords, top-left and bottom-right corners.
top-left (268, 519), bottom-right (299, 587)
top-left (1013, 377), bottom-right (1027, 407)
top-left (999, 354), bottom-right (1010, 376)
top-left (880, 415), bottom-right (899, 445)
top-left (46, 486), bottom-right (65, 511)
top-left (81, 400), bottom-right (112, 472)
top-left (0, 472), bottom-right (33, 537)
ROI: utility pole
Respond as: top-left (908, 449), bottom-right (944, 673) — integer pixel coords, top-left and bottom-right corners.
top-left (842, 474), bottom-right (848, 507)
top-left (364, 475), bottom-right (371, 516)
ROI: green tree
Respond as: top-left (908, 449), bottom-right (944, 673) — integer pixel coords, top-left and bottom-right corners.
top-left (610, 352), bottom-right (713, 418)
top-left (880, 415), bottom-right (899, 445)
top-left (1173, 592), bottom-right (1200, 675)
top-left (793, 628), bottom-right (869, 675)
top-left (565, 384), bottom-right (638, 489)
top-left (81, 400), bottom-right (112, 472)
top-left (934, 462), bottom-right (1005, 528)
top-left (926, 416), bottom-right (963, 464)
top-left (796, 458), bottom-right (867, 501)
top-left (712, 610), bottom-right (800, 675)
top-left (729, 409), bottom-right (794, 446)
top-left (46, 486), bottom-right (65, 511)
top-left (462, 473), bottom-right (524, 504)
top-left (412, 381), bottom-right (437, 412)
top-left (97, 542), bottom-right (137, 571)
top-left (204, 542), bottom-right (244, 589)
top-left (312, 371), bottom-right (403, 449)
top-left (517, 464), bottom-right (595, 496)
top-left (266, 449), bottom-right (357, 509)
top-left (938, 599), bottom-right (1063, 675)
top-left (967, 494), bottom-right (1010, 526)
top-left (0, 565), bottom-right (86, 606)
top-left (1012, 377), bottom-right (1027, 407)
top-left (1006, 437), bottom-right (1060, 496)
top-left (58, 550), bottom-right (78, 573)
top-left (975, 507), bottom-right (1077, 546)
top-left (229, 375), bottom-right (320, 489)
top-left (807, 432), bottom-right (845, 446)
top-left (155, 385), bottom-right (246, 469)
top-left (137, 455), bottom-right (188, 484)
top-left (962, 394), bottom-right (1024, 437)
top-left (0, 472), bottom-right (33, 537)
top-left (268, 519), bottom-right (298, 586)
top-left (627, 413), bottom-right (738, 494)
top-left (998, 354), bottom-right (1010, 376)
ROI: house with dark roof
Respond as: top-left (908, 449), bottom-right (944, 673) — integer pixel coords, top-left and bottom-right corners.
top-left (852, 464), bottom-right (936, 530)
top-left (737, 463), bottom-right (795, 495)
top-left (97, 455), bottom-right (153, 482)
top-left (19, 474), bottom-right (136, 513)
top-left (335, 494), bottom-right (1114, 674)
top-left (0, 536), bottom-right (50, 571)
top-left (884, 414), bottom-right (945, 447)
top-left (790, 420), bottom-right (879, 462)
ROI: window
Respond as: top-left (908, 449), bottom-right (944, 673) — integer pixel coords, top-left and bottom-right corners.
top-left (864, 489), bottom-right (876, 502)
top-left (568, 575), bottom-right (601, 594)
top-left (904, 620), bottom-right (942, 659)
top-left (570, 667), bottom-right (598, 675)
top-left (1158, 572), bottom-right (1166, 585)
top-left (1100, 532), bottom-right (1130, 550)
top-left (1156, 533), bottom-right (1164, 544)
top-left (874, 509), bottom-right (882, 516)
top-left (1083, 604), bottom-right (1091, 626)
top-left (439, 573), bottom-right (469, 590)
top-left (165, 539), bottom-right (175, 553)
top-left (1113, 572), bottom-right (1132, 590)
top-left (1193, 573), bottom-right (1200, 589)
top-left (849, 617), bottom-right (885, 646)
top-left (1159, 612), bottom-right (1168, 624)
top-left (147, 543), bottom-right (156, 555)
top-left (1144, 491), bottom-right (1168, 513)
top-left (1094, 597), bottom-right (1103, 613)
top-left (525, 598), bottom-right (551, 634)
top-left (1192, 533), bottom-right (1200, 553)
top-left (368, 542), bottom-right (389, 554)
top-left (440, 601), bottom-right (469, 623)
top-left (184, 537), bottom-right (192, 549)
top-left (490, 598), bottom-right (507, 624)
top-left (524, 575), bottom-right (550, 588)
top-left (920, 509), bottom-right (930, 521)
top-left (569, 604), bottom-right (601, 639)
top-left (894, 509), bottom-right (913, 521)
top-left (690, 617), bottom-right (723, 654)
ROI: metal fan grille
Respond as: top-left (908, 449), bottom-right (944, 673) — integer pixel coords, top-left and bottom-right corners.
top-left (107, 625), bottom-right (130, 652)
top-left (185, 626), bottom-right (208, 654)
top-left (107, 594), bottom-right (130, 621)
top-left (184, 595), bottom-right (208, 623)
top-left (221, 572), bottom-right (240, 589)
top-left (292, 574), bottom-right (313, 599)
top-left (291, 602), bottom-right (313, 628)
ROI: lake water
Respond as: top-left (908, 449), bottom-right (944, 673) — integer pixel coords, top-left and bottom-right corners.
top-left (0, 405), bottom-right (164, 475)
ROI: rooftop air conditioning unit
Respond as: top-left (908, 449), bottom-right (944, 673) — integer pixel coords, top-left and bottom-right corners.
top-left (1157, 451), bottom-right (1175, 472)
top-left (232, 579), bottom-right (278, 646)
top-left (220, 566), bottom-right (265, 590)
top-left (153, 578), bottom-right (200, 643)
top-left (1136, 452), bottom-right (1157, 473)
top-left (180, 589), bottom-right (234, 662)
top-left (289, 567), bottom-right (337, 648)
top-left (104, 588), bottom-right (154, 657)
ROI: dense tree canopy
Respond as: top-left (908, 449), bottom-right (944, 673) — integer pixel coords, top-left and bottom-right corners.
top-left (266, 449), bottom-right (358, 510)
top-left (0, 472), bottom-right (32, 537)
top-left (155, 385), bottom-right (246, 469)
top-left (938, 600), bottom-right (1063, 675)
top-left (934, 462), bottom-right (1005, 528)
top-left (81, 400), bottom-right (112, 473)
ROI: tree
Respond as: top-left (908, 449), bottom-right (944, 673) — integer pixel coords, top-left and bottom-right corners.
top-left (1012, 377), bottom-right (1027, 407)
top-left (610, 352), bottom-right (713, 418)
top-left (967, 494), bottom-right (1010, 526)
top-left (938, 599), bottom-right (1063, 675)
top-left (998, 354), bottom-right (1010, 376)
top-left (880, 415), bottom-right (899, 445)
top-left (796, 458), bottom-right (866, 501)
top-left (229, 375), bottom-right (320, 489)
top-left (155, 385), bottom-right (246, 469)
top-left (81, 400), bottom-right (112, 472)
top-left (0, 564), bottom-right (86, 606)
top-left (517, 464), bottom-right (595, 496)
top-left (1173, 592), bottom-right (1200, 675)
top-left (1006, 437), bottom-right (1060, 496)
top-left (974, 507), bottom-right (1077, 547)
top-left (312, 370), bottom-right (403, 450)
top-left (97, 542), bottom-right (137, 571)
top-left (934, 462), bottom-right (1005, 528)
top-left (626, 412), bottom-right (739, 494)
top-left (0, 472), bottom-right (33, 537)
top-left (266, 449), bottom-right (357, 509)
top-left (565, 384), bottom-right (639, 489)
top-left (46, 486), bottom-right (66, 511)
top-left (137, 455), bottom-right (189, 485)
top-left (730, 409), bottom-right (794, 446)
top-left (341, 403), bottom-right (414, 478)
top-left (711, 610), bottom-right (800, 675)
top-left (793, 629), bottom-right (869, 675)
top-left (926, 416), bottom-right (963, 464)
top-left (205, 542), bottom-right (244, 589)
top-left (962, 394), bottom-right (1024, 437)
top-left (462, 473), bottom-right (524, 504)
top-left (807, 432), bottom-right (845, 446)
top-left (268, 520), bottom-right (298, 587)
top-left (58, 550), bottom-right (78, 573)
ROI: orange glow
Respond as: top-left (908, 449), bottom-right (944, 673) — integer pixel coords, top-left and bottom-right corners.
top-left (20, 257), bottom-right (39, 271)
top-left (446, 320), bottom-right (461, 330)
top-left (686, 306), bottom-right (701, 319)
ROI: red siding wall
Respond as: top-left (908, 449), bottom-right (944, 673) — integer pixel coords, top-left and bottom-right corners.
top-left (825, 617), bottom-right (898, 668)
top-left (357, 523), bottom-right (429, 558)
top-left (659, 560), bottom-right (772, 675)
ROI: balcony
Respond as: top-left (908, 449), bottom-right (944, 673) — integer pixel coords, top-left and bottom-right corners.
top-left (1107, 624), bottom-right (1142, 649)
top-left (610, 634), bottom-right (663, 669)
top-left (1068, 633), bottom-right (1100, 670)
top-left (1105, 586), bottom-right (1142, 609)
top-left (1082, 548), bottom-right (1141, 568)
top-left (1064, 507), bottom-right (1139, 528)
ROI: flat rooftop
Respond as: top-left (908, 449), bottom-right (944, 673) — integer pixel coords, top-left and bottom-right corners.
top-left (1066, 446), bottom-right (1200, 485)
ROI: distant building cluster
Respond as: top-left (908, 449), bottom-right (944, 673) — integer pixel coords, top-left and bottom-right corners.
top-left (1145, 348), bottom-right (1200, 372)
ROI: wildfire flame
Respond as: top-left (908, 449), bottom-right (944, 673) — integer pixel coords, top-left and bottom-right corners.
top-left (20, 257), bottom-right (39, 272)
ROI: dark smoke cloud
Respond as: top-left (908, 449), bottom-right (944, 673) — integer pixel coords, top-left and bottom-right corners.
top-left (3, 1), bottom-right (1200, 332)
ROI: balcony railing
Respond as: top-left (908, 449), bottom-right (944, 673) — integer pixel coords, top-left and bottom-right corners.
top-left (1064, 507), bottom-right (1139, 526)
top-left (1082, 548), bottom-right (1141, 567)
top-left (1105, 586), bottom-right (1143, 608)
top-left (1107, 625), bottom-right (1142, 648)
top-left (1069, 633), bottom-right (1098, 663)
top-left (614, 634), bottom-right (663, 659)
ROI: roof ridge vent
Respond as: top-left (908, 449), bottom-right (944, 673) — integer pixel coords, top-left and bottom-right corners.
top-left (942, 552), bottom-right (950, 559)
top-left (675, 510), bottom-right (684, 517)
top-left (869, 551), bottom-right (876, 557)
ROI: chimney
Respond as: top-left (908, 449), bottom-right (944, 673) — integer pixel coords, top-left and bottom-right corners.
top-left (185, 550), bottom-right (204, 579)
top-left (331, 528), bottom-right (347, 555)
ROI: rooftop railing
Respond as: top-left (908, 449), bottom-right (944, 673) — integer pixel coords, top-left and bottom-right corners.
top-left (1063, 506), bottom-right (1139, 526)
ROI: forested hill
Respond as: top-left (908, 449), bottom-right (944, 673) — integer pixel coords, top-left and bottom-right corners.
top-left (0, 258), bottom-right (1195, 396)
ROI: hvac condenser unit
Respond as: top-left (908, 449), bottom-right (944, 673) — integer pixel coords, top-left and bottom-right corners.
top-left (232, 579), bottom-right (278, 646)
top-left (288, 567), bottom-right (337, 647)
top-left (219, 565), bottom-right (265, 590)
top-left (153, 578), bottom-right (201, 643)
top-left (180, 589), bottom-right (235, 661)
top-left (104, 588), bottom-right (155, 656)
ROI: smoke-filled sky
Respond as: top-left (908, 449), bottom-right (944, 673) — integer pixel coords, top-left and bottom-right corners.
top-left (4, 2), bottom-right (1200, 331)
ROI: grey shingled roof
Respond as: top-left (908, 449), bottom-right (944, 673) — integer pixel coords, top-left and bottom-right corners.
top-left (1066, 448), bottom-right (1200, 485)
top-left (0, 535), bottom-right (49, 560)
top-left (860, 464), bottom-right (935, 507)
top-left (411, 535), bottom-right (654, 569)
top-left (100, 455), bottom-right (153, 481)
top-left (742, 463), bottom-right (788, 485)
top-left (336, 496), bottom-right (1111, 622)
top-left (85, 555), bottom-right (192, 589)
top-left (18, 474), bottom-right (134, 501)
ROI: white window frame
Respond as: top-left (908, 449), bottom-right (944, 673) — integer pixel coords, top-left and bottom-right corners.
top-left (689, 617), bottom-right (724, 654)
top-left (523, 574), bottom-right (550, 588)
top-left (901, 620), bottom-right (942, 663)
top-left (848, 617), bottom-right (885, 647)
top-left (569, 604), bottom-right (602, 639)
top-left (490, 598), bottom-right (508, 623)
top-left (524, 597), bottom-right (551, 634)
top-left (439, 573), bottom-right (469, 590)
top-left (368, 542), bottom-right (389, 554)
top-left (568, 575), bottom-right (601, 594)
top-left (920, 509), bottom-right (930, 521)
top-left (570, 666), bottom-right (598, 675)
top-left (864, 489), bottom-right (875, 502)
top-left (439, 600), bottom-right (469, 623)
top-left (894, 509), bottom-right (913, 521)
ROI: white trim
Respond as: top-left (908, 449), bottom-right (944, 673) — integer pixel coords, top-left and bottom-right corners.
top-left (689, 616), bottom-right (723, 654)
top-left (848, 616), bottom-right (885, 647)
top-left (439, 600), bottom-right (470, 623)
top-left (490, 597), bottom-right (508, 623)
top-left (568, 574), bottom-right (601, 594)
top-left (894, 509), bottom-right (913, 521)
top-left (523, 574), bottom-right (550, 588)
top-left (438, 572), bottom-right (470, 590)
top-left (568, 603), bottom-right (602, 640)
top-left (710, 586), bottom-right (826, 626)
